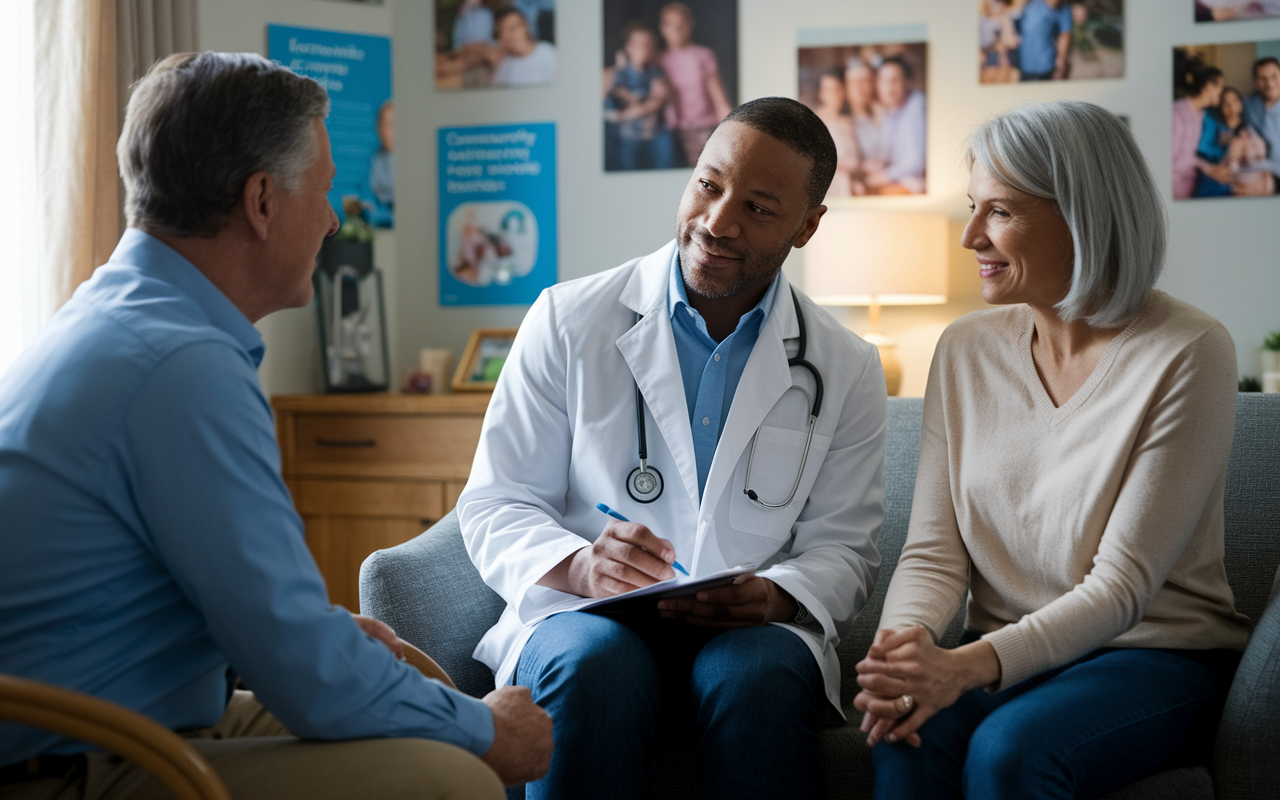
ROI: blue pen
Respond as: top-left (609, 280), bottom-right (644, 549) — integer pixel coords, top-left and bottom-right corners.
top-left (595, 503), bottom-right (689, 576)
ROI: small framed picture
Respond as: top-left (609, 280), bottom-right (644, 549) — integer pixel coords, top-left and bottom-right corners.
top-left (452, 328), bottom-right (518, 392)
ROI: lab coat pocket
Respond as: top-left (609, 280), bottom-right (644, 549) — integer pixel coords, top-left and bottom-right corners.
top-left (729, 425), bottom-right (831, 539)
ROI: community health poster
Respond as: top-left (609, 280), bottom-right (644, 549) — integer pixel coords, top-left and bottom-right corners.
top-left (268, 24), bottom-right (394, 228)
top-left (439, 122), bottom-right (557, 306)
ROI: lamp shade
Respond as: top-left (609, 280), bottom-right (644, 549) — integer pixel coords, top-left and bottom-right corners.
top-left (803, 211), bottom-right (949, 306)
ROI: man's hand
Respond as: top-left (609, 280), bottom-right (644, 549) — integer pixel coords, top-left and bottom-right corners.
top-left (655, 574), bottom-right (798, 629)
top-left (539, 520), bottom-right (677, 598)
top-left (352, 614), bottom-right (405, 661)
top-left (481, 686), bottom-right (553, 786)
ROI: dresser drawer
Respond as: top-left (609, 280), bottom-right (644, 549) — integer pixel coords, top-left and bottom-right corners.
top-left (288, 413), bottom-right (484, 478)
top-left (288, 479), bottom-right (445, 521)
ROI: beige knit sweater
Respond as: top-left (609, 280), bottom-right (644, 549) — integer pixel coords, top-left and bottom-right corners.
top-left (879, 291), bottom-right (1252, 691)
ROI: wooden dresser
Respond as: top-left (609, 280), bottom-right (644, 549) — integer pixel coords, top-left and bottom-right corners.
top-left (272, 393), bottom-right (491, 611)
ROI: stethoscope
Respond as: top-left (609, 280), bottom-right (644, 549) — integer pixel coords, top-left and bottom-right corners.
top-left (627, 286), bottom-right (824, 509)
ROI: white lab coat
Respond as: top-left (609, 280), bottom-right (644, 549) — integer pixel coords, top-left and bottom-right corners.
top-left (457, 241), bottom-right (886, 714)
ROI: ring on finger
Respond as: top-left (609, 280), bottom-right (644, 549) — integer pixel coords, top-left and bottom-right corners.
top-left (899, 694), bottom-right (914, 713)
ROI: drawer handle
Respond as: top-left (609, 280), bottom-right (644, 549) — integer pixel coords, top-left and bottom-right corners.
top-left (419, 518), bottom-right (437, 527)
top-left (315, 437), bottom-right (377, 448)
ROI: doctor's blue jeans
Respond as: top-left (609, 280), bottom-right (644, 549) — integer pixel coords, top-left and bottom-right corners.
top-left (514, 610), bottom-right (825, 800)
top-left (871, 637), bottom-right (1239, 800)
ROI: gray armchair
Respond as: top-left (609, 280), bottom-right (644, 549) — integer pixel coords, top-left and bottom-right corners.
top-left (361, 395), bottom-right (1280, 799)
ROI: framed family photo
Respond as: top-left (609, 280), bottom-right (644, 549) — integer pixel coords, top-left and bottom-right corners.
top-left (1196, 1), bottom-right (1280, 21)
top-left (601, 0), bottom-right (738, 171)
top-left (435, 0), bottom-right (557, 89)
top-left (978, 0), bottom-right (1123, 84)
top-left (798, 31), bottom-right (928, 196)
top-left (453, 328), bottom-right (519, 391)
top-left (1172, 42), bottom-right (1280, 200)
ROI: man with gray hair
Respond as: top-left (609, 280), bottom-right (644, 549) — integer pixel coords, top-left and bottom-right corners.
top-left (0, 52), bottom-right (550, 799)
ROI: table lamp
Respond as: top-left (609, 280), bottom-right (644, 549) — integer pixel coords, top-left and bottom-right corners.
top-left (803, 211), bottom-right (949, 395)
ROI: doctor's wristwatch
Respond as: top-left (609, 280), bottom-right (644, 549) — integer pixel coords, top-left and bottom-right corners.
top-left (793, 602), bottom-right (815, 626)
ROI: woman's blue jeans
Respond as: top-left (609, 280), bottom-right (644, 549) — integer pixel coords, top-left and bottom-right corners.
top-left (514, 610), bottom-right (826, 800)
top-left (871, 635), bottom-right (1239, 799)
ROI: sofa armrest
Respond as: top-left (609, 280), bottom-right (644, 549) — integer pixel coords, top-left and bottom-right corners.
top-left (359, 510), bottom-right (505, 698)
top-left (1213, 565), bottom-right (1280, 800)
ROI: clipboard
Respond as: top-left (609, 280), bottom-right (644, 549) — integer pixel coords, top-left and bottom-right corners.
top-left (574, 566), bottom-right (755, 613)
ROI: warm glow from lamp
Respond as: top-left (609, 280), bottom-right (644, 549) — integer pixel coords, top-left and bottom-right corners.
top-left (803, 211), bottom-right (949, 395)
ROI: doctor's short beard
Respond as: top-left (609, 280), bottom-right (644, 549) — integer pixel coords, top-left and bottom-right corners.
top-left (675, 223), bottom-right (797, 301)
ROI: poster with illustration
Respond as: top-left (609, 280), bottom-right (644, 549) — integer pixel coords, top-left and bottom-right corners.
top-left (435, 0), bottom-right (557, 89)
top-left (798, 27), bottom-right (928, 196)
top-left (977, 0), bottom-right (1123, 84)
top-left (268, 25), bottom-right (394, 228)
top-left (1172, 42), bottom-right (1280, 200)
top-left (601, 0), bottom-right (737, 171)
top-left (438, 122), bottom-right (557, 305)
top-left (1196, 1), bottom-right (1280, 20)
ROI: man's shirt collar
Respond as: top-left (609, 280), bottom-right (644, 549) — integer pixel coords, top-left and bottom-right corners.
top-left (108, 228), bottom-right (267, 366)
top-left (667, 247), bottom-right (779, 342)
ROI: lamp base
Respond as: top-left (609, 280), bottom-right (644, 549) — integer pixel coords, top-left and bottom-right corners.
top-left (863, 332), bottom-right (902, 397)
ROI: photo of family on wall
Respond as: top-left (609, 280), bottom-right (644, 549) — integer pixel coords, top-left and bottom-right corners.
top-left (1196, 1), bottom-right (1280, 21)
top-left (1173, 42), bottom-right (1280, 200)
top-left (435, 0), bottom-right (557, 89)
top-left (601, 0), bottom-right (737, 172)
top-left (797, 40), bottom-right (928, 197)
top-left (978, 0), bottom-right (1124, 84)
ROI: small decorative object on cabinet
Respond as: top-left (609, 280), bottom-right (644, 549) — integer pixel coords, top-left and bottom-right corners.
top-left (314, 212), bottom-right (390, 393)
top-left (273, 392), bottom-right (490, 611)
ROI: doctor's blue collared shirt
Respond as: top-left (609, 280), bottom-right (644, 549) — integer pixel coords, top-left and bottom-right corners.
top-left (668, 251), bottom-right (779, 499)
top-left (0, 229), bottom-right (494, 766)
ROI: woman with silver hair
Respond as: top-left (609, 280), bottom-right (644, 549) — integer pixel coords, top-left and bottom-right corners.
top-left (853, 100), bottom-right (1250, 798)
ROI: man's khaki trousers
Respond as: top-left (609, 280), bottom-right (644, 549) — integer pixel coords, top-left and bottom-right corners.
top-left (0, 691), bottom-right (504, 800)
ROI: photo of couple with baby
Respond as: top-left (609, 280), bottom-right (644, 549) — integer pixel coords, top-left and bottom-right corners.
top-left (1173, 43), bottom-right (1280, 200)
top-left (798, 42), bottom-right (928, 197)
top-left (601, 0), bottom-right (737, 172)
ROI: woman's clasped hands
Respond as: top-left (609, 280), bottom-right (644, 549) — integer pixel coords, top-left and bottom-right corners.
top-left (853, 627), bottom-right (1002, 749)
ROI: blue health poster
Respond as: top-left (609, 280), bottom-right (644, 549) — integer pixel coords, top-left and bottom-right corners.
top-left (439, 123), bottom-right (557, 306)
top-left (268, 25), bottom-right (394, 228)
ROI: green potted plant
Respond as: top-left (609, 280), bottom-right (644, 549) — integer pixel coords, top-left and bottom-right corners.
top-left (1263, 330), bottom-right (1280, 376)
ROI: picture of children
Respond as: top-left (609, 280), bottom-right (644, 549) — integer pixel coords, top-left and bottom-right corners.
top-left (602, 0), bottom-right (738, 172)
top-left (658, 2), bottom-right (732, 167)
top-left (434, 0), bottom-right (557, 89)
top-left (978, 0), bottom-right (1124, 84)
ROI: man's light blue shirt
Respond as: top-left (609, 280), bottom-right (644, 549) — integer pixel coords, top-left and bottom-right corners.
top-left (668, 252), bottom-right (778, 499)
top-left (0, 229), bottom-right (493, 766)
top-left (1017, 0), bottom-right (1073, 77)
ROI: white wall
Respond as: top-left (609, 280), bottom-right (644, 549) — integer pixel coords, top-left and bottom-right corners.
top-left (201, 0), bottom-right (1280, 397)
top-left (198, 0), bottom-right (396, 397)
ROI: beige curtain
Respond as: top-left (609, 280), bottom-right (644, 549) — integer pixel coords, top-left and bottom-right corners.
top-left (115, 0), bottom-right (199, 255)
top-left (33, 0), bottom-right (197, 317)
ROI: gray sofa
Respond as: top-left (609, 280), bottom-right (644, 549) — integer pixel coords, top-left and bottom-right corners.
top-left (360, 395), bottom-right (1280, 799)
